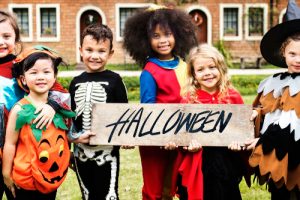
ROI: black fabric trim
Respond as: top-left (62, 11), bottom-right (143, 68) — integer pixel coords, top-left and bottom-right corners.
top-left (257, 124), bottom-right (300, 170)
top-left (47, 98), bottom-right (60, 112)
top-left (0, 54), bottom-right (15, 64)
top-left (273, 72), bottom-right (300, 79)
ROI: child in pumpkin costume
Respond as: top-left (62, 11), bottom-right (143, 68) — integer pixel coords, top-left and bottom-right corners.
top-left (246, 1), bottom-right (300, 199)
top-left (2, 47), bottom-right (93, 200)
top-left (0, 10), bottom-right (70, 199)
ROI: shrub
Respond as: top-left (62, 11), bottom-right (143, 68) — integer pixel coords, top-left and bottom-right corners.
top-left (57, 75), bottom-right (268, 102)
top-left (231, 75), bottom-right (268, 95)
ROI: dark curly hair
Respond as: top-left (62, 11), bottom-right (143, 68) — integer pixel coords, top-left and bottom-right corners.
top-left (81, 24), bottom-right (113, 50)
top-left (123, 7), bottom-right (198, 67)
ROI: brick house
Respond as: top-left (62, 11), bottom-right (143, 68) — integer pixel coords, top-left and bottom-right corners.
top-left (0, 0), bottom-right (297, 66)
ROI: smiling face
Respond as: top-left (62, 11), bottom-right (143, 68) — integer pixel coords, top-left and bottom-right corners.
top-left (284, 40), bottom-right (300, 73)
top-left (150, 24), bottom-right (175, 60)
top-left (193, 57), bottom-right (220, 94)
top-left (21, 58), bottom-right (56, 95)
top-left (80, 35), bottom-right (114, 73)
top-left (0, 20), bottom-right (16, 58)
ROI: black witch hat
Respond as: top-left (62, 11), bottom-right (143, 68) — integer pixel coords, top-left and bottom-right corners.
top-left (260, 0), bottom-right (300, 68)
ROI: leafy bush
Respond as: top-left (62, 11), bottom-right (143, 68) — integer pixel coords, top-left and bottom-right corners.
top-left (123, 77), bottom-right (140, 101)
top-left (231, 75), bottom-right (268, 95)
top-left (214, 40), bottom-right (233, 68)
top-left (57, 75), bottom-right (268, 102)
top-left (57, 76), bottom-right (141, 102)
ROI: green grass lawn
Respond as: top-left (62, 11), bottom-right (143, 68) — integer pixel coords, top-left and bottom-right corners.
top-left (4, 95), bottom-right (271, 200)
top-left (56, 95), bottom-right (271, 200)
top-left (55, 147), bottom-right (270, 200)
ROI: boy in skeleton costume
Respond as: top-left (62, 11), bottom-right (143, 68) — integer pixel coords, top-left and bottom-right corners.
top-left (246, 1), bottom-right (300, 199)
top-left (69, 24), bottom-right (128, 200)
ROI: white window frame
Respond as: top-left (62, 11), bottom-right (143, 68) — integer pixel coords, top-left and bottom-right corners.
top-left (279, 8), bottom-right (286, 23)
top-left (8, 4), bottom-right (33, 42)
top-left (245, 3), bottom-right (268, 41)
top-left (115, 3), bottom-right (153, 42)
top-left (36, 4), bottom-right (60, 42)
top-left (219, 4), bottom-right (243, 41)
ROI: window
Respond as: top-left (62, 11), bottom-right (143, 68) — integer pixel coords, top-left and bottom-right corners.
top-left (245, 4), bottom-right (268, 40)
top-left (220, 4), bottom-right (242, 41)
top-left (248, 8), bottom-right (263, 36)
top-left (224, 8), bottom-right (238, 36)
top-left (115, 3), bottom-right (152, 41)
top-left (36, 4), bottom-right (60, 42)
top-left (119, 8), bottom-right (136, 38)
top-left (8, 4), bottom-right (32, 42)
top-left (40, 8), bottom-right (56, 37)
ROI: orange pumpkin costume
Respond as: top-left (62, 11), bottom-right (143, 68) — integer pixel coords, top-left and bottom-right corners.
top-left (12, 98), bottom-right (73, 194)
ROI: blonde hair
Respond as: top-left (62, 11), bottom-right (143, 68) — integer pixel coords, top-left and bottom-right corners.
top-left (181, 44), bottom-right (232, 103)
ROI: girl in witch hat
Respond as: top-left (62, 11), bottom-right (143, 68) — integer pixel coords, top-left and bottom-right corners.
top-left (245, 1), bottom-right (300, 199)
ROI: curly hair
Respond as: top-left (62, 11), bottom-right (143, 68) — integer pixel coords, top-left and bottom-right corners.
top-left (181, 44), bottom-right (234, 103)
top-left (123, 7), bottom-right (197, 66)
top-left (81, 24), bottom-right (113, 50)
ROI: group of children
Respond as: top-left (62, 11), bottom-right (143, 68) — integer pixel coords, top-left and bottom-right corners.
top-left (0, 1), bottom-right (299, 200)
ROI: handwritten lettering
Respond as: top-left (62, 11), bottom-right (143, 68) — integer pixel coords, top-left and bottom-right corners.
top-left (106, 107), bottom-right (232, 143)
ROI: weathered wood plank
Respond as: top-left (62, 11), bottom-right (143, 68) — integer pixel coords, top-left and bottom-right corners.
top-left (90, 103), bottom-right (254, 146)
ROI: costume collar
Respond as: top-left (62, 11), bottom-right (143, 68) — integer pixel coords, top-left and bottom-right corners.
top-left (197, 89), bottom-right (219, 97)
top-left (273, 72), bottom-right (300, 79)
top-left (147, 56), bottom-right (179, 69)
top-left (0, 54), bottom-right (15, 64)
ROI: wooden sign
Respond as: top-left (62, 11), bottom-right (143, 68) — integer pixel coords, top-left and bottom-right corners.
top-left (89, 103), bottom-right (254, 146)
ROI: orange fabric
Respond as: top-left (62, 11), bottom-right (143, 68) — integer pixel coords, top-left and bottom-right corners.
top-left (14, 47), bottom-right (59, 64)
top-left (12, 99), bottom-right (70, 193)
top-left (258, 92), bottom-right (281, 115)
top-left (258, 90), bottom-right (300, 118)
top-left (286, 165), bottom-right (300, 190)
top-left (253, 107), bottom-right (262, 138)
top-left (280, 90), bottom-right (300, 118)
top-left (249, 144), bottom-right (300, 190)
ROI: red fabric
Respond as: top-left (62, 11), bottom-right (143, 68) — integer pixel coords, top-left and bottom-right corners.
top-left (140, 146), bottom-right (177, 200)
top-left (144, 62), bottom-right (182, 103)
top-left (173, 150), bottom-right (203, 200)
top-left (194, 89), bottom-right (244, 104)
top-left (51, 81), bottom-right (68, 93)
top-left (172, 88), bottom-right (244, 200)
top-left (0, 60), bottom-right (13, 78)
top-left (141, 62), bottom-right (183, 199)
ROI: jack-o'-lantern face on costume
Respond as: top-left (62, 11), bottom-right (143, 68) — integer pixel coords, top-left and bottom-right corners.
top-left (37, 133), bottom-right (69, 184)
top-left (25, 123), bottom-right (70, 193)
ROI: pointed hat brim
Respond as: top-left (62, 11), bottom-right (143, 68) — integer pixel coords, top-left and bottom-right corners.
top-left (260, 19), bottom-right (300, 68)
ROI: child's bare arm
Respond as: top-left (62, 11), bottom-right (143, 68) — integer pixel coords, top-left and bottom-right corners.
top-left (33, 104), bottom-right (55, 129)
top-left (2, 105), bottom-right (21, 198)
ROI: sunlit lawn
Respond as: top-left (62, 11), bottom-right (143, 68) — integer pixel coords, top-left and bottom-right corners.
top-left (4, 95), bottom-right (271, 200)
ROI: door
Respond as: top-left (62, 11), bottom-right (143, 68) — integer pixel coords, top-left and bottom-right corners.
top-left (79, 10), bottom-right (102, 60)
top-left (189, 10), bottom-right (207, 44)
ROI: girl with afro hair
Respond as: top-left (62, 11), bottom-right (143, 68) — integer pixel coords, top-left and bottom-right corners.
top-left (123, 5), bottom-right (198, 200)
